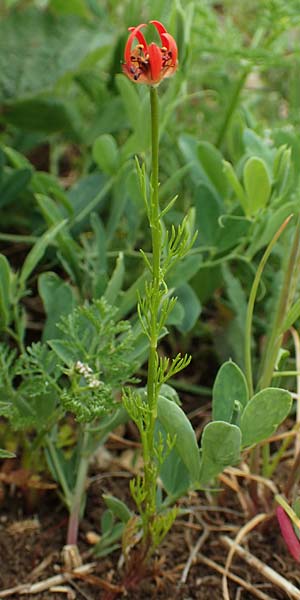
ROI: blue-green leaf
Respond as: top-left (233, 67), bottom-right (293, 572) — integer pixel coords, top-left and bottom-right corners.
top-left (92, 134), bottom-right (119, 175)
top-left (212, 360), bottom-right (248, 422)
top-left (19, 220), bottom-right (67, 287)
top-left (199, 421), bottom-right (241, 484)
top-left (103, 495), bottom-right (132, 523)
top-left (157, 394), bottom-right (200, 483)
top-left (38, 272), bottom-right (76, 341)
top-left (243, 157), bottom-right (271, 214)
top-left (240, 388), bottom-right (292, 447)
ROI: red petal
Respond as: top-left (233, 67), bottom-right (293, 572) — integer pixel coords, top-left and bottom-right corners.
top-left (150, 20), bottom-right (167, 45)
top-left (148, 43), bottom-right (162, 83)
top-left (276, 506), bottom-right (300, 562)
top-left (161, 32), bottom-right (178, 63)
top-left (124, 24), bottom-right (147, 64)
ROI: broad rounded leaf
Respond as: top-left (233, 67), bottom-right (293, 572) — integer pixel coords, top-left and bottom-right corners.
top-left (38, 272), bottom-right (76, 341)
top-left (212, 360), bottom-right (248, 422)
top-left (103, 495), bottom-right (131, 523)
top-left (243, 157), bottom-right (271, 214)
top-left (197, 141), bottom-right (228, 197)
top-left (173, 283), bottom-right (202, 334)
top-left (240, 388), bottom-right (292, 447)
top-left (0, 9), bottom-right (111, 102)
top-left (157, 395), bottom-right (200, 483)
top-left (4, 98), bottom-right (81, 138)
top-left (199, 421), bottom-right (241, 485)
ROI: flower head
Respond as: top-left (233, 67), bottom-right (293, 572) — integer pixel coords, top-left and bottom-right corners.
top-left (123, 21), bottom-right (178, 85)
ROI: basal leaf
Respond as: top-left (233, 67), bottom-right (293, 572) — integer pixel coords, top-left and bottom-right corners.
top-left (240, 388), bottom-right (292, 447)
top-left (212, 360), bottom-right (248, 422)
top-left (19, 220), bottom-right (67, 288)
top-left (103, 495), bottom-right (132, 523)
top-left (157, 394), bottom-right (200, 483)
top-left (38, 272), bottom-right (76, 341)
top-left (0, 168), bottom-right (32, 209)
top-left (197, 141), bottom-right (228, 197)
top-left (0, 8), bottom-right (111, 102)
top-left (104, 252), bottom-right (125, 305)
top-left (173, 283), bottom-right (202, 334)
top-left (199, 421), bottom-right (241, 485)
top-left (243, 157), bottom-right (271, 214)
top-left (92, 134), bottom-right (119, 175)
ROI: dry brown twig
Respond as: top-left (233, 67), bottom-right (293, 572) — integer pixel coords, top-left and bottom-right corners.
top-left (222, 512), bottom-right (268, 600)
top-left (0, 563), bottom-right (96, 598)
top-left (50, 586), bottom-right (76, 599)
top-left (197, 553), bottom-right (276, 600)
top-left (225, 467), bottom-right (278, 494)
top-left (221, 535), bottom-right (300, 600)
top-left (180, 518), bottom-right (210, 585)
top-left (28, 553), bottom-right (57, 582)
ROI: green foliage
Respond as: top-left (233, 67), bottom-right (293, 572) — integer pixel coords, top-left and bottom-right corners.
top-left (0, 0), bottom-right (300, 565)
top-left (157, 393), bottom-right (201, 484)
top-left (212, 360), bottom-right (249, 422)
top-left (0, 255), bottom-right (11, 331)
top-left (93, 509), bottom-right (125, 557)
top-left (243, 157), bottom-right (271, 215)
top-left (49, 299), bottom-right (137, 422)
top-left (92, 134), bottom-right (120, 175)
top-left (0, 8), bottom-right (110, 102)
top-left (38, 272), bottom-right (77, 341)
top-left (199, 422), bottom-right (242, 485)
top-left (240, 388), bottom-right (292, 447)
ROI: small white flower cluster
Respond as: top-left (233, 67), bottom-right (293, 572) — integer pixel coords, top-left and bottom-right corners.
top-left (75, 361), bottom-right (102, 389)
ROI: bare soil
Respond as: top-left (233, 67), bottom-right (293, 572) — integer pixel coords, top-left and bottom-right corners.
top-left (0, 453), bottom-right (299, 600)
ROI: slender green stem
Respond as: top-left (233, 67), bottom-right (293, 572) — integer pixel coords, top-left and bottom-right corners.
top-left (147, 86), bottom-right (161, 414)
top-left (266, 433), bottom-right (295, 478)
top-left (244, 216), bottom-right (292, 397)
top-left (216, 27), bottom-right (269, 149)
top-left (272, 371), bottom-right (300, 378)
top-left (258, 217), bottom-right (300, 390)
top-left (0, 233), bottom-right (37, 243)
top-left (141, 86), bottom-right (162, 541)
top-left (216, 68), bottom-right (249, 148)
top-left (258, 218), bottom-right (300, 476)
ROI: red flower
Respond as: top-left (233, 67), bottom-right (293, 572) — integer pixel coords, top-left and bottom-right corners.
top-left (123, 21), bottom-right (178, 85)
